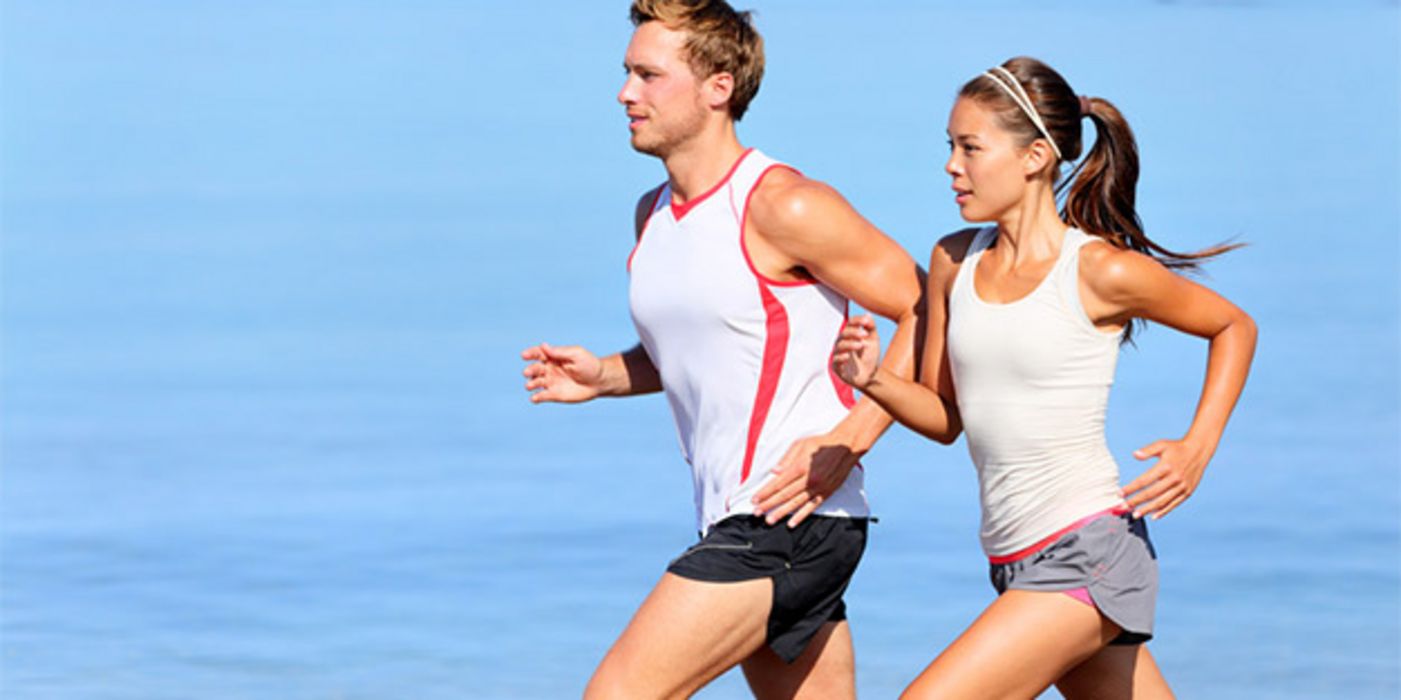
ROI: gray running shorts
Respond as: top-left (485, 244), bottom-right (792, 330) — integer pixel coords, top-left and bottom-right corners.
top-left (989, 511), bottom-right (1158, 645)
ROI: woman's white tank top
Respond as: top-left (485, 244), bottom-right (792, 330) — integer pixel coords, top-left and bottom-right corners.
top-left (946, 226), bottom-right (1128, 557)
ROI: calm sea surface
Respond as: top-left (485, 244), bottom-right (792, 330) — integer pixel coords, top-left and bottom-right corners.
top-left (3, 2), bottom-right (1398, 698)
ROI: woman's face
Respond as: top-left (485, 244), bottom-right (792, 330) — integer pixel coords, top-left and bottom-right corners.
top-left (944, 97), bottom-right (1034, 222)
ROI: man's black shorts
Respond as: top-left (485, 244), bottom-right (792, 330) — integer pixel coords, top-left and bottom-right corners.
top-left (665, 514), bottom-right (868, 663)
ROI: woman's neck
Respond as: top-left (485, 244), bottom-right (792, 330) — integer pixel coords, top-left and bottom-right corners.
top-left (993, 184), bottom-right (1067, 264)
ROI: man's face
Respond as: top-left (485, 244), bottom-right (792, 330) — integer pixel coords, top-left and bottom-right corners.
top-left (617, 21), bottom-right (708, 157)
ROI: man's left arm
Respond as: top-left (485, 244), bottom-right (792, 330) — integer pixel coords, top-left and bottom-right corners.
top-left (748, 174), bottom-right (924, 526)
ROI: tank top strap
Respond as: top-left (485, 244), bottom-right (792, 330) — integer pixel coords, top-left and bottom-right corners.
top-left (1059, 227), bottom-right (1097, 259)
top-left (1053, 228), bottom-right (1119, 337)
top-left (725, 150), bottom-right (782, 202)
top-left (951, 226), bottom-right (999, 303)
top-left (1049, 227), bottom-right (1089, 286)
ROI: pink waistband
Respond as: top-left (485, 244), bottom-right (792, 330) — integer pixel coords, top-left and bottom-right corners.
top-left (987, 506), bottom-right (1131, 565)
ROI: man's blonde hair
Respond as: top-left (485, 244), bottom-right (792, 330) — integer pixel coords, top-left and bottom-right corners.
top-left (630, 0), bottom-right (765, 120)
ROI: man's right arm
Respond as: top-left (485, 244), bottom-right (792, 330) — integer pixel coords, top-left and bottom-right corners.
top-left (520, 186), bottom-right (666, 404)
top-left (600, 185), bottom-right (667, 397)
top-left (520, 342), bottom-right (660, 403)
top-left (605, 344), bottom-right (662, 396)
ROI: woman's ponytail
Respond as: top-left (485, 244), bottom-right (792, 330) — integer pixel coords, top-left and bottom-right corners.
top-left (1063, 97), bottom-right (1239, 272)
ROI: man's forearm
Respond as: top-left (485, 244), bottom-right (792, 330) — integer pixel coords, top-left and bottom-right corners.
top-left (598, 343), bottom-right (663, 397)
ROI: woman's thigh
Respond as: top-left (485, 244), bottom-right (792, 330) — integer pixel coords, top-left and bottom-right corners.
top-left (1055, 644), bottom-right (1174, 700)
top-left (900, 589), bottom-right (1121, 700)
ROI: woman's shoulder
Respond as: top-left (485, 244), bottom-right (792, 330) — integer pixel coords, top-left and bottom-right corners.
top-left (1076, 232), bottom-right (1170, 298)
top-left (927, 227), bottom-right (984, 294)
top-left (931, 227), bottom-right (983, 268)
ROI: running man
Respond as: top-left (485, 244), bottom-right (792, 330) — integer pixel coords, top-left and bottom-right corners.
top-left (521, 1), bottom-right (922, 697)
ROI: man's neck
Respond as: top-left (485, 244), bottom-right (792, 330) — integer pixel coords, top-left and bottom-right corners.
top-left (660, 124), bottom-right (746, 204)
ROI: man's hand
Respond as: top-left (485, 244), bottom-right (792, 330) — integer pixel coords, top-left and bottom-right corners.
top-left (521, 343), bottom-right (605, 403)
top-left (752, 432), bottom-right (865, 527)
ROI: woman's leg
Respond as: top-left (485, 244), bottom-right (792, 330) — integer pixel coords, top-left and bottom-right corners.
top-left (900, 590), bottom-right (1121, 700)
top-left (1055, 644), bottom-right (1174, 700)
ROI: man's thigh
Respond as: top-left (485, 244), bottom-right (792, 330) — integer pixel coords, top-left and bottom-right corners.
top-left (584, 572), bottom-right (773, 700)
top-left (741, 620), bottom-right (856, 700)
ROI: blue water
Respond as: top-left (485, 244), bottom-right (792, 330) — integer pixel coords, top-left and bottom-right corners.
top-left (2, 2), bottom-right (1397, 698)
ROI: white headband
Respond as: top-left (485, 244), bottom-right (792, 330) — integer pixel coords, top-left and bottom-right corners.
top-left (983, 66), bottom-right (1063, 161)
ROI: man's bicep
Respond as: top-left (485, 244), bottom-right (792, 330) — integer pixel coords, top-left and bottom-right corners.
top-left (621, 343), bottom-right (662, 393)
top-left (811, 224), bottom-right (922, 321)
top-left (752, 179), bottom-right (919, 318)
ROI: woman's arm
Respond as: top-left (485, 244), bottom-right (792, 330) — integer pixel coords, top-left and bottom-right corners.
top-left (1080, 243), bottom-right (1258, 519)
top-left (834, 231), bottom-right (972, 445)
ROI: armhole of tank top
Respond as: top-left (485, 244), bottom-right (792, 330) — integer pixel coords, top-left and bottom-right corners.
top-left (728, 152), bottom-right (773, 226)
top-left (626, 185), bottom-right (668, 273)
top-left (738, 163), bottom-right (819, 288)
top-left (1061, 230), bottom-right (1121, 341)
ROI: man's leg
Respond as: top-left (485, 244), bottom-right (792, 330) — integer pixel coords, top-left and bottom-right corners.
top-left (740, 620), bottom-right (856, 700)
top-left (584, 572), bottom-right (773, 700)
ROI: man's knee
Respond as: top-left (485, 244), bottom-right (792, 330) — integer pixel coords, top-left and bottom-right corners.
top-left (583, 658), bottom-right (645, 700)
top-left (584, 648), bottom-right (678, 700)
top-left (581, 672), bottom-right (626, 700)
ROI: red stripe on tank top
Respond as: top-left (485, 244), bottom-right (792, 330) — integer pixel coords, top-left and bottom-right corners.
top-left (828, 301), bottom-right (858, 409)
top-left (739, 164), bottom-right (819, 288)
top-left (740, 282), bottom-right (789, 484)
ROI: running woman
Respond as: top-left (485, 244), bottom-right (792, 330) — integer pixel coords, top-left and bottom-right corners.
top-left (521, 2), bottom-right (922, 697)
top-left (832, 57), bottom-right (1257, 698)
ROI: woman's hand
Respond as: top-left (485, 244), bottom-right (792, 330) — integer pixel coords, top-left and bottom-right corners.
top-left (832, 314), bottom-right (881, 389)
top-left (1122, 438), bottom-right (1212, 519)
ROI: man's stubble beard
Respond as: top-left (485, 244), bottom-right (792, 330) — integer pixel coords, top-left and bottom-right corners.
top-left (629, 101), bottom-right (708, 159)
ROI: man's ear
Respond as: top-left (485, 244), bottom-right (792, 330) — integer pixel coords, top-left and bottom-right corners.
top-left (705, 72), bottom-right (735, 112)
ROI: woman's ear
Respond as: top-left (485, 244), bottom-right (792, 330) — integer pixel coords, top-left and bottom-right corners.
top-left (1022, 139), bottom-right (1057, 179)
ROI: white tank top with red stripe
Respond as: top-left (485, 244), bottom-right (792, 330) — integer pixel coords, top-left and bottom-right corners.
top-left (628, 149), bottom-right (868, 534)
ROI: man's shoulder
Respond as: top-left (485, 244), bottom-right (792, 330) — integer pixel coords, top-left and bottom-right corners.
top-left (748, 168), bottom-right (848, 234)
